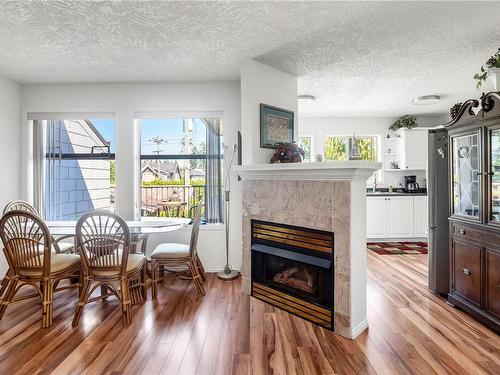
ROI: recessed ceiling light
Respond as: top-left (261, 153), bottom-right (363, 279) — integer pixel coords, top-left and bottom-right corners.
top-left (297, 94), bottom-right (316, 102)
top-left (412, 95), bottom-right (440, 105)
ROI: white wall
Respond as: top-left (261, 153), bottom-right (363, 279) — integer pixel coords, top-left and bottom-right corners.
top-left (0, 76), bottom-right (21, 274)
top-left (298, 115), bottom-right (448, 188)
top-left (21, 82), bottom-right (242, 272)
top-left (240, 60), bottom-right (298, 164)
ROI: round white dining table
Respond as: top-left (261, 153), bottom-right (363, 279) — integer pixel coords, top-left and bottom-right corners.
top-left (46, 218), bottom-right (191, 254)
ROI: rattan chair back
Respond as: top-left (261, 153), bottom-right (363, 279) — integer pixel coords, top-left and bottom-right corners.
top-left (189, 203), bottom-right (203, 257)
top-left (3, 200), bottom-right (39, 216)
top-left (76, 211), bottom-right (130, 277)
top-left (0, 210), bottom-right (51, 277)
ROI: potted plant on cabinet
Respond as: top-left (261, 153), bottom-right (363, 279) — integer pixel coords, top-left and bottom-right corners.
top-left (389, 114), bottom-right (418, 132)
top-left (474, 48), bottom-right (500, 89)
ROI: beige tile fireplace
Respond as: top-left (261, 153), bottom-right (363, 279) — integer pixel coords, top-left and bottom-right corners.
top-left (236, 161), bottom-right (381, 339)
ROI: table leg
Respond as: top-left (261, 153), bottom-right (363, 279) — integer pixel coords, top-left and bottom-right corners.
top-left (100, 285), bottom-right (108, 300)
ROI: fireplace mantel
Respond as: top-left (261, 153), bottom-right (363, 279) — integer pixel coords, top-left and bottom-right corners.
top-left (236, 161), bottom-right (381, 181)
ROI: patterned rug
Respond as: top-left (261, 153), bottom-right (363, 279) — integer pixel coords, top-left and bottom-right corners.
top-left (367, 242), bottom-right (428, 255)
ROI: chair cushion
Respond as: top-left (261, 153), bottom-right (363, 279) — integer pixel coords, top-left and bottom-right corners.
top-left (150, 243), bottom-right (190, 259)
top-left (92, 254), bottom-right (146, 277)
top-left (56, 242), bottom-right (74, 253)
top-left (19, 253), bottom-right (80, 277)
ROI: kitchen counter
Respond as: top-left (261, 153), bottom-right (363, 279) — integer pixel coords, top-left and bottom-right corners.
top-left (367, 191), bottom-right (427, 196)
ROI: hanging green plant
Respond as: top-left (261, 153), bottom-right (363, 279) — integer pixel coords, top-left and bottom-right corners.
top-left (474, 48), bottom-right (500, 88)
top-left (389, 115), bottom-right (418, 132)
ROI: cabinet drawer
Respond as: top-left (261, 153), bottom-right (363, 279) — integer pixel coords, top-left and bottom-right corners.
top-left (452, 239), bottom-right (482, 306)
top-left (452, 223), bottom-right (481, 241)
top-left (486, 248), bottom-right (500, 320)
top-left (452, 223), bottom-right (500, 248)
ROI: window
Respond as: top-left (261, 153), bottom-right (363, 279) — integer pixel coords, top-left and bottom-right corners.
top-left (324, 135), bottom-right (379, 182)
top-left (324, 135), bottom-right (377, 161)
top-left (33, 118), bottom-right (115, 220)
top-left (298, 136), bottom-right (312, 162)
top-left (138, 118), bottom-right (223, 223)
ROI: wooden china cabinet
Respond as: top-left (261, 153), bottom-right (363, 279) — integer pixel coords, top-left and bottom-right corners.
top-left (445, 92), bottom-right (500, 333)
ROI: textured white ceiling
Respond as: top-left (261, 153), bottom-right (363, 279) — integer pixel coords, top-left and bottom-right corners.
top-left (0, 1), bottom-right (500, 117)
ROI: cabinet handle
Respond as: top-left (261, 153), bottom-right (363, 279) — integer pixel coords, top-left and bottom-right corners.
top-left (458, 229), bottom-right (466, 235)
top-left (463, 268), bottom-right (471, 276)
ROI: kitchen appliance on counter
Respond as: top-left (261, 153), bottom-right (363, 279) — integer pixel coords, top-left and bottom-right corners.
top-left (427, 128), bottom-right (449, 296)
top-left (404, 175), bottom-right (420, 192)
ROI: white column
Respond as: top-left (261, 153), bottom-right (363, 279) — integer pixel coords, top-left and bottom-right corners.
top-left (114, 110), bottom-right (138, 220)
top-left (349, 179), bottom-right (369, 339)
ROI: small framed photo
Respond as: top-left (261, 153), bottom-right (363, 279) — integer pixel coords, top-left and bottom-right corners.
top-left (260, 103), bottom-right (294, 148)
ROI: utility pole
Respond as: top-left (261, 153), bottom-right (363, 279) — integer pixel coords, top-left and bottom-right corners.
top-left (149, 137), bottom-right (166, 180)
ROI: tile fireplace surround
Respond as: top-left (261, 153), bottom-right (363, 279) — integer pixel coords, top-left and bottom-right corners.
top-left (236, 161), bottom-right (381, 339)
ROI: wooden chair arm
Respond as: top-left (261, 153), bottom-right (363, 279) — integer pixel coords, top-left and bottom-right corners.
top-left (52, 234), bottom-right (76, 254)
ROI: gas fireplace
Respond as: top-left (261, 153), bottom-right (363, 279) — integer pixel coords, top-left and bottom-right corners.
top-left (251, 220), bottom-right (334, 330)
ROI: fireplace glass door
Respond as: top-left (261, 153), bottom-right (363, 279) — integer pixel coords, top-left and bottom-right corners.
top-left (253, 250), bottom-right (332, 309)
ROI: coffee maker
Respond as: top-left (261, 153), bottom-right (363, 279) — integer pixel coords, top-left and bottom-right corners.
top-left (404, 175), bottom-right (419, 192)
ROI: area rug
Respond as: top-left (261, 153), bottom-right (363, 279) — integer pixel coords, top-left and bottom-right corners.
top-left (367, 242), bottom-right (428, 255)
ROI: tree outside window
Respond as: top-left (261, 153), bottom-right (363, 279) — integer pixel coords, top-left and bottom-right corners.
top-left (324, 136), bottom-right (347, 161)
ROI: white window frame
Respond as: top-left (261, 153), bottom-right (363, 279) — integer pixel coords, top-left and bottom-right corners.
top-left (298, 135), bottom-right (314, 162)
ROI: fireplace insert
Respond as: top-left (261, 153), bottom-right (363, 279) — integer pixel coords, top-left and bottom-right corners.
top-left (251, 220), bottom-right (334, 330)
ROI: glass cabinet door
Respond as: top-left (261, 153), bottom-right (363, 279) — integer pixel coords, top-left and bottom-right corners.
top-left (490, 128), bottom-right (500, 222)
top-left (452, 132), bottom-right (480, 218)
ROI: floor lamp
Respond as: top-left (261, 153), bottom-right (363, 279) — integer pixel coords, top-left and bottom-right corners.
top-left (217, 143), bottom-right (240, 281)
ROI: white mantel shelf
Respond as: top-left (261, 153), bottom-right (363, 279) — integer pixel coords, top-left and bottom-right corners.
top-left (236, 161), bottom-right (382, 181)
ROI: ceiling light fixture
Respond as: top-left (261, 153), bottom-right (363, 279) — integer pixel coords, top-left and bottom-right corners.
top-left (412, 95), bottom-right (441, 105)
top-left (297, 94), bottom-right (316, 102)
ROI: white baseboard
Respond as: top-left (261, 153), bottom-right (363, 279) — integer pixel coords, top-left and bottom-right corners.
top-left (351, 319), bottom-right (368, 339)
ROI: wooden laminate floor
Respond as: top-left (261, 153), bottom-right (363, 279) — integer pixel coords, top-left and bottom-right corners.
top-left (0, 252), bottom-right (499, 375)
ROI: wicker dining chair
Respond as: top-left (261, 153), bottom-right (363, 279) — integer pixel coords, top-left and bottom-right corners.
top-left (150, 203), bottom-right (206, 298)
top-left (0, 210), bottom-right (81, 328)
top-left (2, 200), bottom-right (75, 253)
top-left (72, 211), bottom-right (147, 327)
top-left (0, 200), bottom-right (76, 299)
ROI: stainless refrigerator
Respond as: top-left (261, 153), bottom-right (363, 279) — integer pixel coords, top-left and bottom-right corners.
top-left (427, 128), bottom-right (450, 296)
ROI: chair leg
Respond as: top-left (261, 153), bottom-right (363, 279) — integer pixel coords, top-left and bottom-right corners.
top-left (188, 261), bottom-right (205, 297)
top-left (41, 278), bottom-right (54, 328)
top-left (151, 259), bottom-right (158, 299)
top-left (120, 277), bottom-right (131, 327)
top-left (0, 277), bottom-right (18, 320)
top-left (72, 277), bottom-right (91, 327)
top-left (0, 268), bottom-right (12, 298)
top-left (196, 255), bottom-right (206, 281)
top-left (142, 263), bottom-right (148, 301)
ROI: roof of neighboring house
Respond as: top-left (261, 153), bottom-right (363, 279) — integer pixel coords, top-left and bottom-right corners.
top-left (141, 161), bottom-right (180, 176)
top-left (84, 120), bottom-right (110, 147)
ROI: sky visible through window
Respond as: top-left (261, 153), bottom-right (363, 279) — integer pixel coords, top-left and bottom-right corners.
top-left (91, 118), bottom-right (207, 155)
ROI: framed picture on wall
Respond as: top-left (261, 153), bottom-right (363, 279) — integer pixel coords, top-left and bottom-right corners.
top-left (260, 103), bottom-right (294, 148)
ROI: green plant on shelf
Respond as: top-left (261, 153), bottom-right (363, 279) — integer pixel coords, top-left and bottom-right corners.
top-left (389, 115), bottom-right (418, 132)
top-left (474, 48), bottom-right (500, 88)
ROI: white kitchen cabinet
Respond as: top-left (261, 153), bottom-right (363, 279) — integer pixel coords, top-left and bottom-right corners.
top-left (413, 196), bottom-right (428, 237)
top-left (401, 129), bottom-right (428, 170)
top-left (366, 197), bottom-right (388, 238)
top-left (387, 196), bottom-right (414, 237)
top-left (367, 195), bottom-right (428, 239)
